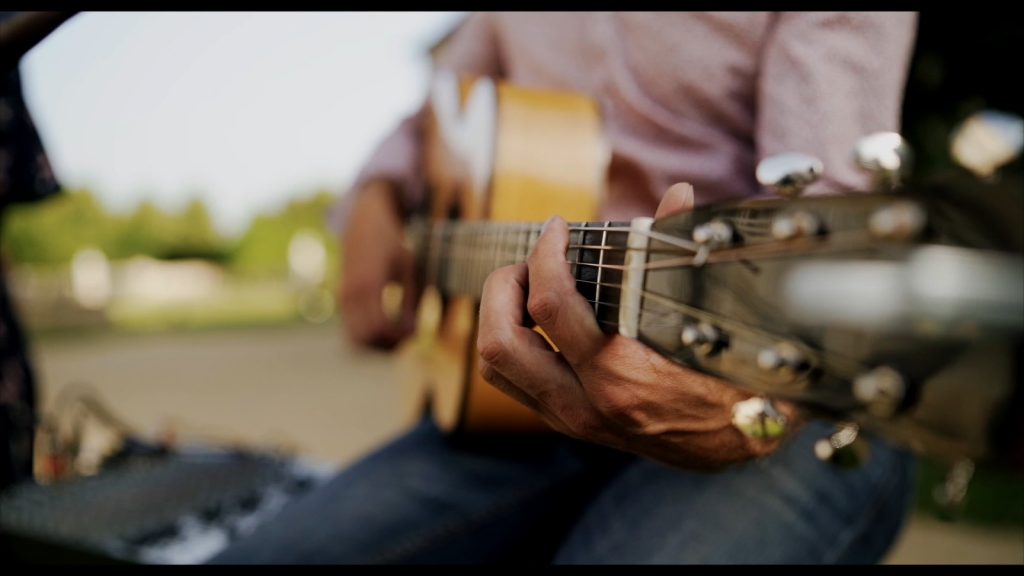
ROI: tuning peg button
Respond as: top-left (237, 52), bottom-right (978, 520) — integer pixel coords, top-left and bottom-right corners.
top-left (854, 132), bottom-right (913, 191)
top-left (814, 423), bottom-right (869, 468)
top-left (692, 220), bottom-right (734, 246)
top-left (757, 341), bottom-right (808, 377)
top-left (932, 458), bottom-right (975, 520)
top-left (950, 110), bottom-right (1024, 179)
top-left (853, 366), bottom-right (906, 418)
top-left (756, 153), bottom-right (824, 198)
top-left (731, 396), bottom-right (788, 440)
top-left (867, 200), bottom-right (926, 241)
top-left (680, 321), bottom-right (727, 357)
top-left (771, 210), bottom-right (824, 240)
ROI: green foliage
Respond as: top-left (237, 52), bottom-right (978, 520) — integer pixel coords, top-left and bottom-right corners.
top-left (1, 189), bottom-right (231, 264)
top-left (229, 190), bottom-right (340, 280)
top-left (1, 189), bottom-right (117, 264)
top-left (0, 188), bottom-right (345, 275)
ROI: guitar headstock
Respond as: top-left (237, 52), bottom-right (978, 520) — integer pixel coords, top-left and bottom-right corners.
top-left (629, 117), bottom-right (1023, 465)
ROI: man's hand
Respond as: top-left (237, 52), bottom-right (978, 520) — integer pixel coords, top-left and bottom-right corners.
top-left (338, 181), bottom-right (419, 350)
top-left (476, 183), bottom-right (800, 470)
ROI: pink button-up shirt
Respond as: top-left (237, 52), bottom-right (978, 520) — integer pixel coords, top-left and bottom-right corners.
top-left (344, 12), bottom-right (917, 222)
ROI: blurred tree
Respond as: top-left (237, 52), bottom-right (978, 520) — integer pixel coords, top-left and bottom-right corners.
top-left (1, 191), bottom-right (232, 264)
top-left (162, 198), bottom-right (227, 261)
top-left (116, 199), bottom-right (174, 259)
top-left (230, 190), bottom-right (339, 280)
top-left (1, 188), bottom-right (115, 264)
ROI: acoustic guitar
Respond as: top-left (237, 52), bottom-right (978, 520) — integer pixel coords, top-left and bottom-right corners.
top-left (389, 72), bottom-right (1023, 465)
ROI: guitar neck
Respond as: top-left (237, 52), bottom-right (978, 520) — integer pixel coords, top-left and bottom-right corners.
top-left (414, 219), bottom-right (631, 332)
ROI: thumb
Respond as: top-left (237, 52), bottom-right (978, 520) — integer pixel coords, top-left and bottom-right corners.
top-left (655, 182), bottom-right (695, 218)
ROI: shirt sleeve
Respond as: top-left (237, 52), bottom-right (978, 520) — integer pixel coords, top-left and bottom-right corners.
top-left (331, 12), bottom-right (504, 230)
top-left (0, 69), bottom-right (60, 207)
top-left (755, 12), bottom-right (918, 196)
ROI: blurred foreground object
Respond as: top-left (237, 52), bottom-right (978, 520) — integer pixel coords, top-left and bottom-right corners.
top-left (949, 110), bottom-right (1024, 179)
top-left (0, 11), bottom-right (76, 72)
top-left (0, 385), bottom-right (334, 564)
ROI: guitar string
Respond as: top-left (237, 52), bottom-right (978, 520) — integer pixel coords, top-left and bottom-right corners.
top-left (608, 292), bottom-right (866, 391)
top-left (635, 286), bottom-right (868, 377)
top-left (439, 222), bottom-right (731, 284)
top-left (431, 224), bottom-right (877, 390)
top-left (436, 226), bottom-right (818, 334)
top-left (440, 225), bottom-right (698, 253)
top-left (432, 233), bottom-right (864, 362)
top-left (438, 241), bottom-right (845, 360)
top-left (438, 228), bottom-right (870, 273)
top-left (439, 234), bottom-right (849, 259)
top-left (435, 231), bottom-right (840, 265)
top-left (435, 227), bottom-right (874, 294)
top-left (438, 222), bottom-right (777, 330)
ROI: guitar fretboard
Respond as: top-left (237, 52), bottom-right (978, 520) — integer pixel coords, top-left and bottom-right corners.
top-left (420, 221), bottom-right (630, 332)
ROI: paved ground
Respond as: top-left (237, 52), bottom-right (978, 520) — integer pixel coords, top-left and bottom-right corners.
top-left (29, 322), bottom-right (1023, 564)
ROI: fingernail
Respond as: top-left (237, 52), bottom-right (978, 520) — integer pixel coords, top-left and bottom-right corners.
top-left (542, 216), bottom-right (561, 234)
top-left (681, 183), bottom-right (694, 206)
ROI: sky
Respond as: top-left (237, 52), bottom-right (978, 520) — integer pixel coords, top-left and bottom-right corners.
top-left (19, 11), bottom-right (465, 236)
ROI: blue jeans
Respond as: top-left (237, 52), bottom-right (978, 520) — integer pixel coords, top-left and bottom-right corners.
top-left (210, 417), bottom-right (915, 564)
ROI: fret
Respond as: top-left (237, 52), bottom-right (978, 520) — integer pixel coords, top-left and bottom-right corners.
top-left (568, 228), bottom-right (581, 280)
top-left (523, 226), bottom-right (532, 264)
top-left (424, 220), bottom-right (627, 308)
top-left (495, 225), bottom-right (504, 273)
top-left (441, 223), bottom-right (450, 294)
top-left (475, 227), bottom-right (481, 289)
top-left (516, 225), bottom-right (528, 266)
top-left (594, 221), bottom-right (609, 318)
top-left (452, 224), bottom-right (460, 295)
top-left (433, 224), bottom-right (445, 288)
top-left (454, 227), bottom-right (462, 295)
top-left (471, 227), bottom-right (478, 287)
top-left (575, 223), bottom-right (598, 308)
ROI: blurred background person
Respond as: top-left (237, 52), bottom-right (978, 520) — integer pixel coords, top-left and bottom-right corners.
top-left (0, 10), bottom-right (76, 492)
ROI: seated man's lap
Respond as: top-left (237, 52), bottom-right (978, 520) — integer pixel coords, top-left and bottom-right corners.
top-left (210, 418), bottom-right (915, 564)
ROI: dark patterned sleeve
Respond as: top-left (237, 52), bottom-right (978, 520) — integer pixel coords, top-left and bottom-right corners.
top-left (0, 69), bottom-right (60, 209)
top-left (0, 64), bottom-right (62, 491)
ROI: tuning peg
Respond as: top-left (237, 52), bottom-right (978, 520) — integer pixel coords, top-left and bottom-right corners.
top-left (731, 396), bottom-right (788, 440)
top-left (756, 341), bottom-right (808, 380)
top-left (932, 458), bottom-right (975, 520)
top-left (867, 200), bottom-right (927, 241)
top-left (680, 321), bottom-right (727, 357)
top-left (814, 423), bottom-right (869, 468)
top-left (852, 366), bottom-right (907, 418)
top-left (771, 210), bottom-right (824, 240)
top-left (690, 219), bottom-right (736, 267)
top-left (950, 110), bottom-right (1024, 179)
top-left (854, 132), bottom-right (913, 191)
top-left (756, 152), bottom-right (824, 198)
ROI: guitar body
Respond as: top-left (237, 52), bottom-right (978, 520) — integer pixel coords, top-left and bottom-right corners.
top-left (401, 75), bottom-right (609, 434)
